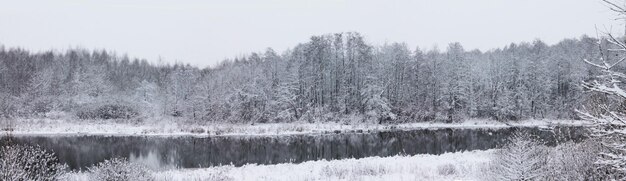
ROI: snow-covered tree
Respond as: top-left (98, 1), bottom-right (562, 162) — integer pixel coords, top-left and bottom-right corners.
top-left (579, 37), bottom-right (626, 177)
top-left (490, 131), bottom-right (549, 180)
top-left (164, 66), bottom-right (199, 117)
top-left (577, 0), bottom-right (626, 178)
top-left (527, 40), bottom-right (551, 119)
top-left (133, 80), bottom-right (161, 117)
top-left (442, 43), bottom-right (471, 122)
top-left (361, 75), bottom-right (395, 123)
top-left (22, 67), bottom-right (55, 115)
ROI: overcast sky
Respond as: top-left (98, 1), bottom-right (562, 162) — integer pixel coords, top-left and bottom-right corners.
top-left (0, 0), bottom-right (622, 67)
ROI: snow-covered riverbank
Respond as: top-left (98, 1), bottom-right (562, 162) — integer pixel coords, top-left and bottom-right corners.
top-left (63, 149), bottom-right (493, 181)
top-left (1, 118), bottom-right (590, 137)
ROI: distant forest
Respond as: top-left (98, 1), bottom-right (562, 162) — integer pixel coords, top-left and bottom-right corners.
top-left (0, 32), bottom-right (614, 123)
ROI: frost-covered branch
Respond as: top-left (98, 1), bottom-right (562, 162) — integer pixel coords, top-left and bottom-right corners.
top-left (580, 1), bottom-right (626, 177)
top-left (604, 0), bottom-right (626, 15)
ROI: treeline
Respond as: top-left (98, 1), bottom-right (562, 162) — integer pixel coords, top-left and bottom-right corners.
top-left (0, 32), bottom-right (609, 123)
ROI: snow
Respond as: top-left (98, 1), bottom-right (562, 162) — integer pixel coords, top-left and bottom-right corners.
top-left (1, 118), bottom-right (590, 137)
top-left (63, 149), bottom-right (494, 181)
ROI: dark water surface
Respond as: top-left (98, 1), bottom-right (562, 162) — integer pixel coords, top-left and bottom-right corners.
top-left (0, 126), bottom-right (587, 170)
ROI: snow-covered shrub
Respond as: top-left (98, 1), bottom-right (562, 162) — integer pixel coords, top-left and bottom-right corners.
top-left (352, 164), bottom-right (388, 176)
top-left (77, 104), bottom-right (139, 120)
top-left (320, 165), bottom-right (345, 178)
top-left (88, 157), bottom-right (153, 181)
top-left (489, 131), bottom-right (549, 180)
top-left (155, 166), bottom-right (234, 181)
top-left (320, 165), bottom-right (386, 179)
top-left (298, 106), bottom-right (345, 123)
top-left (0, 144), bottom-right (67, 181)
top-left (437, 163), bottom-right (457, 175)
top-left (181, 126), bottom-right (205, 134)
top-left (544, 140), bottom-right (601, 180)
top-left (437, 163), bottom-right (457, 176)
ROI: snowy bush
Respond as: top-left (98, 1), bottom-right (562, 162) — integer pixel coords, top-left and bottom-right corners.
top-left (156, 167), bottom-right (234, 181)
top-left (0, 144), bottom-right (67, 181)
top-left (320, 164), bottom-right (388, 179)
top-left (489, 131), bottom-right (549, 180)
top-left (77, 104), bottom-right (139, 120)
top-left (87, 157), bottom-right (153, 181)
top-left (187, 127), bottom-right (206, 134)
top-left (544, 140), bottom-right (601, 180)
top-left (437, 163), bottom-right (457, 176)
top-left (320, 165), bottom-right (349, 179)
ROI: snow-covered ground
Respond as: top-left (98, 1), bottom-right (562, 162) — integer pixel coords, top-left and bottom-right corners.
top-left (64, 149), bottom-right (494, 181)
top-left (0, 118), bottom-right (590, 137)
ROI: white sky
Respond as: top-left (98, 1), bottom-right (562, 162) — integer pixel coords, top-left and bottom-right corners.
top-left (0, 0), bottom-right (622, 67)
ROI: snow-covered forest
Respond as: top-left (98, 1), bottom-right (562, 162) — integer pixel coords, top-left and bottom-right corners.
top-left (0, 33), bottom-right (608, 124)
top-left (7, 0), bottom-right (626, 180)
